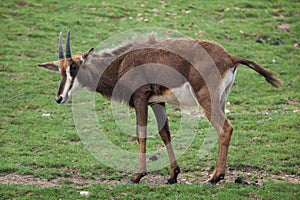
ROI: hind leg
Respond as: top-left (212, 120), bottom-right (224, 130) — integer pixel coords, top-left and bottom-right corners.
top-left (206, 118), bottom-right (233, 184)
top-left (151, 103), bottom-right (180, 184)
top-left (197, 89), bottom-right (233, 184)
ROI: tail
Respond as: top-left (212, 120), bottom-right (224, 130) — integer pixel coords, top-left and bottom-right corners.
top-left (233, 57), bottom-right (283, 88)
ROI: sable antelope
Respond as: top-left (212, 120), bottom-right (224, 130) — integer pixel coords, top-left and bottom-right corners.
top-left (38, 30), bottom-right (282, 184)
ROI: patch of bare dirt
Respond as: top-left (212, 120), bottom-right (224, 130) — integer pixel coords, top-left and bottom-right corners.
top-left (0, 168), bottom-right (299, 188)
top-left (0, 173), bottom-right (122, 188)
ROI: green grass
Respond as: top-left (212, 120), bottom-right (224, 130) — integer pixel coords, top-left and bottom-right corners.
top-left (0, 183), bottom-right (299, 200)
top-left (1, 0), bottom-right (299, 199)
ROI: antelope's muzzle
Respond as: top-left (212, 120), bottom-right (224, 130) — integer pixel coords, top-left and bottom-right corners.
top-left (55, 96), bottom-right (64, 104)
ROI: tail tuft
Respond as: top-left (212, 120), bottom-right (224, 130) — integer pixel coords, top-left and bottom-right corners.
top-left (265, 75), bottom-right (283, 88)
top-left (234, 58), bottom-right (283, 88)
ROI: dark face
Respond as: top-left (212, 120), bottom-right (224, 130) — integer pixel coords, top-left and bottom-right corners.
top-left (38, 50), bottom-right (94, 103)
top-left (55, 56), bottom-right (83, 104)
top-left (38, 30), bottom-right (95, 104)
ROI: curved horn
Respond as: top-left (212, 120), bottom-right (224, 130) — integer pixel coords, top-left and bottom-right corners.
top-left (58, 32), bottom-right (64, 60)
top-left (66, 30), bottom-right (71, 58)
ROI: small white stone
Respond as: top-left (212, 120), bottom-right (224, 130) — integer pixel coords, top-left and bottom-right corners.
top-left (272, 59), bottom-right (276, 63)
top-left (79, 191), bottom-right (90, 196)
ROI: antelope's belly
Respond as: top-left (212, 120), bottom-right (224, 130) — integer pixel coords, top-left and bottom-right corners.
top-left (148, 82), bottom-right (198, 107)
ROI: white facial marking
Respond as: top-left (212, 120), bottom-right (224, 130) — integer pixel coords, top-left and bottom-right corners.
top-left (60, 66), bottom-right (73, 103)
top-left (68, 78), bottom-right (83, 97)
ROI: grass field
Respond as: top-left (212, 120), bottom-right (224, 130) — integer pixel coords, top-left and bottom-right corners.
top-left (1, 0), bottom-right (299, 199)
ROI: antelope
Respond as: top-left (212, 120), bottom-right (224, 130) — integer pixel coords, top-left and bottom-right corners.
top-left (38, 30), bottom-right (282, 184)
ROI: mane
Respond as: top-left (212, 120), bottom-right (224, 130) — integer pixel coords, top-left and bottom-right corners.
top-left (95, 42), bottom-right (135, 59)
top-left (94, 33), bottom-right (160, 59)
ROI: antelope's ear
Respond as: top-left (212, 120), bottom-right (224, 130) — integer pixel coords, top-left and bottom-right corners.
top-left (82, 48), bottom-right (94, 61)
top-left (38, 61), bottom-right (60, 72)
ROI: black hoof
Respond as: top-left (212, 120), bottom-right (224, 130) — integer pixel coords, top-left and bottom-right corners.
top-left (205, 173), bottom-right (225, 185)
top-left (165, 166), bottom-right (181, 184)
top-left (127, 172), bottom-right (146, 185)
top-left (165, 179), bottom-right (177, 184)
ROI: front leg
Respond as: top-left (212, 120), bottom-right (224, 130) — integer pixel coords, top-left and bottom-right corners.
top-left (151, 103), bottom-right (180, 184)
top-left (128, 97), bottom-right (148, 184)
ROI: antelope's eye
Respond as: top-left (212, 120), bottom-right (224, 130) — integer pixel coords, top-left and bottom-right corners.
top-left (69, 63), bottom-right (77, 77)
